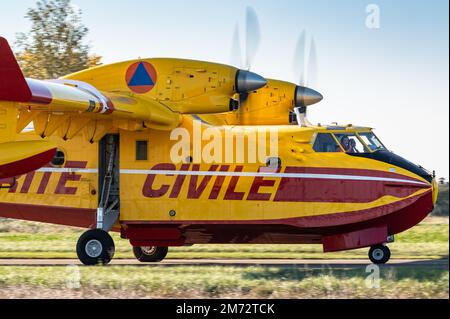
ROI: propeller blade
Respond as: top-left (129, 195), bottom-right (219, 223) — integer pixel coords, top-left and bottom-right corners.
top-left (293, 30), bottom-right (306, 86)
top-left (307, 37), bottom-right (318, 88)
top-left (231, 23), bottom-right (243, 68)
top-left (245, 6), bottom-right (261, 70)
top-left (293, 33), bottom-right (323, 113)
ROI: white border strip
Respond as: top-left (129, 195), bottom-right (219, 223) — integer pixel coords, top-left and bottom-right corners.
top-left (36, 168), bottom-right (429, 186)
top-left (121, 169), bottom-right (429, 186)
top-left (38, 168), bottom-right (98, 174)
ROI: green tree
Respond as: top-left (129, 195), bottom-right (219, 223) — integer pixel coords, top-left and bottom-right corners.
top-left (433, 184), bottom-right (449, 216)
top-left (15, 0), bottom-right (101, 79)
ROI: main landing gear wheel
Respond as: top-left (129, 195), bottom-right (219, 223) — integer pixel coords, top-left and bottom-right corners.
top-left (133, 246), bottom-right (168, 263)
top-left (77, 229), bottom-right (115, 266)
top-left (369, 245), bottom-right (391, 265)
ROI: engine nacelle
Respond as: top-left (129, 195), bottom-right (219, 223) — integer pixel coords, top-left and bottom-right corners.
top-left (64, 58), bottom-right (266, 115)
top-left (198, 79), bottom-right (323, 126)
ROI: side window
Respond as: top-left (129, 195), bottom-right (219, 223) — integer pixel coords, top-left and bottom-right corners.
top-left (51, 149), bottom-right (66, 167)
top-left (266, 157), bottom-right (282, 169)
top-left (313, 133), bottom-right (341, 153)
top-left (136, 141), bottom-right (148, 161)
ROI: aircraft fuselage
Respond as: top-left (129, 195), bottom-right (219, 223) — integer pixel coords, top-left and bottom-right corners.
top-left (0, 118), bottom-right (437, 254)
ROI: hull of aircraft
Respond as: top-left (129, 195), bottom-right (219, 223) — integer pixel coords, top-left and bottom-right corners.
top-left (0, 121), bottom-right (436, 253)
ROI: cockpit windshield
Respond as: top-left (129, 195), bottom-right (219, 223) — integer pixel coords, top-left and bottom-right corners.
top-left (357, 132), bottom-right (386, 152)
top-left (313, 131), bottom-right (387, 154)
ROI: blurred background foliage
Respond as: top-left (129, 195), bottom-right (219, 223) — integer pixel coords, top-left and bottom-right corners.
top-left (14, 0), bottom-right (101, 79)
top-left (7, 0), bottom-right (450, 217)
top-left (433, 183), bottom-right (449, 216)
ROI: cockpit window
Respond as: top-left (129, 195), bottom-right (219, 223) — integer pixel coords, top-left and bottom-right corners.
top-left (313, 131), bottom-right (387, 154)
top-left (335, 134), bottom-right (369, 154)
top-left (313, 133), bottom-right (341, 153)
top-left (358, 132), bottom-right (386, 152)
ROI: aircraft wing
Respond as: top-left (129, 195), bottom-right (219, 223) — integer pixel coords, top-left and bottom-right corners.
top-left (0, 38), bottom-right (57, 179)
top-left (1, 36), bottom-right (181, 177)
top-left (0, 37), bottom-right (181, 143)
top-left (17, 78), bottom-right (182, 139)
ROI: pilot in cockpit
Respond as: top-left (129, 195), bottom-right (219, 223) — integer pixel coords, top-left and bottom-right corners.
top-left (349, 139), bottom-right (358, 153)
top-left (339, 136), bottom-right (353, 153)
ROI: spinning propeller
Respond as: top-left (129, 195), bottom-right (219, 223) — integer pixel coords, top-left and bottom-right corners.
top-left (230, 7), bottom-right (266, 106)
top-left (292, 30), bottom-right (323, 126)
top-left (231, 6), bottom-right (261, 71)
top-left (231, 7), bottom-right (323, 125)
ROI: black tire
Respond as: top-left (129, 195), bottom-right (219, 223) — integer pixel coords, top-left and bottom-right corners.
top-left (76, 229), bottom-right (115, 266)
top-left (369, 245), bottom-right (391, 264)
top-left (133, 246), bottom-right (168, 263)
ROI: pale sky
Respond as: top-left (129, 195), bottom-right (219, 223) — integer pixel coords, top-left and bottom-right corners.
top-left (1, 0), bottom-right (449, 179)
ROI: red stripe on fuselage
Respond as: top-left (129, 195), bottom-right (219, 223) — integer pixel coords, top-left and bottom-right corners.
top-left (123, 191), bottom-right (432, 230)
top-left (121, 191), bottom-right (433, 244)
top-left (281, 166), bottom-right (425, 183)
top-left (0, 191), bottom-right (433, 245)
top-left (140, 165), bottom-right (429, 203)
top-left (0, 202), bottom-right (96, 229)
top-left (274, 176), bottom-right (427, 203)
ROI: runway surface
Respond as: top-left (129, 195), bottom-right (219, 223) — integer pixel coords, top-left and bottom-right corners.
top-left (0, 258), bottom-right (448, 268)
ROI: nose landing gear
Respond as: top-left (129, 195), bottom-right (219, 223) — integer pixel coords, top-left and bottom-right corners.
top-left (369, 244), bottom-right (391, 264)
top-left (133, 246), bottom-right (169, 263)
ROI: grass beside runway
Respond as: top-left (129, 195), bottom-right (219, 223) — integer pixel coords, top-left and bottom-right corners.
top-left (0, 217), bottom-right (447, 299)
top-left (0, 217), bottom-right (448, 260)
top-left (0, 265), bottom-right (448, 299)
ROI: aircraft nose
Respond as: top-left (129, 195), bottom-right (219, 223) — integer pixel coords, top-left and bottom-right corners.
top-left (295, 86), bottom-right (324, 107)
top-left (235, 70), bottom-right (267, 93)
top-left (432, 178), bottom-right (439, 206)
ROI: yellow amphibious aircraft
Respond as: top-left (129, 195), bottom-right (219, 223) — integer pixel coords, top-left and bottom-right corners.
top-left (0, 34), bottom-right (438, 265)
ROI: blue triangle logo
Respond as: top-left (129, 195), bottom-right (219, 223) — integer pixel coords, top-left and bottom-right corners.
top-left (128, 63), bottom-right (154, 86)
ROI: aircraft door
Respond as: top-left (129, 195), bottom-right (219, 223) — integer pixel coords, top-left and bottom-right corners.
top-left (97, 134), bottom-right (120, 231)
